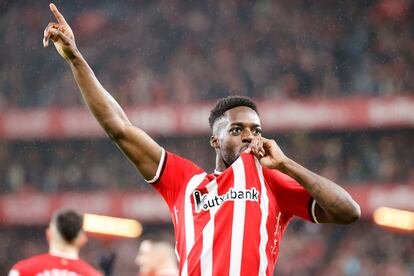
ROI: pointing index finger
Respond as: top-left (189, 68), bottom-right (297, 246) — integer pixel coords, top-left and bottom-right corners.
top-left (49, 3), bottom-right (67, 25)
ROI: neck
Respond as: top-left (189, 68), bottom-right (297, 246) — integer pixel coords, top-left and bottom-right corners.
top-left (215, 154), bottom-right (228, 173)
top-left (49, 243), bottom-right (79, 259)
top-left (154, 261), bottom-right (179, 274)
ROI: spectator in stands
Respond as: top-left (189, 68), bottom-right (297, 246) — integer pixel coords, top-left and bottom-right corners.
top-left (3, 131), bottom-right (412, 193)
top-left (1, 1), bottom-right (414, 107)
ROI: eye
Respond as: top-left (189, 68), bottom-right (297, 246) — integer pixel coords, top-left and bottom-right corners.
top-left (230, 127), bottom-right (241, 135)
top-left (253, 128), bottom-right (262, 135)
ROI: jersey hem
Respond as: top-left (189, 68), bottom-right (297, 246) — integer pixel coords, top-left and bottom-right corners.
top-left (307, 197), bottom-right (318, 223)
top-left (146, 148), bottom-right (167, 185)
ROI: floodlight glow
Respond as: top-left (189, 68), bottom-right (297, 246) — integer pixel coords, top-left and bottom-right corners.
top-left (83, 213), bottom-right (142, 238)
top-left (373, 207), bottom-right (414, 231)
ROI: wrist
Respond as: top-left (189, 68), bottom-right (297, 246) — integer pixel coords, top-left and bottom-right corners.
top-left (66, 47), bottom-right (81, 63)
top-left (67, 48), bottom-right (84, 66)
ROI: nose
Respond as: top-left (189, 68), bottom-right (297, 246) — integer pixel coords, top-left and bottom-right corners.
top-left (241, 130), bottom-right (254, 143)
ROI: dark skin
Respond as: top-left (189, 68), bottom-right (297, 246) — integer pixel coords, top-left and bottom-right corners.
top-left (211, 106), bottom-right (360, 224)
top-left (44, 4), bottom-right (360, 225)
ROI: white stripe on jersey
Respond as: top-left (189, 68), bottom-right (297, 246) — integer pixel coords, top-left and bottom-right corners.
top-left (182, 172), bottom-right (207, 276)
top-left (229, 158), bottom-right (247, 276)
top-left (200, 180), bottom-right (218, 276)
top-left (146, 148), bottom-right (166, 184)
top-left (256, 158), bottom-right (270, 276)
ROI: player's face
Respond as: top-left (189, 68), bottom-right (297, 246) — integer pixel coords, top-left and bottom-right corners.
top-left (213, 106), bottom-right (262, 167)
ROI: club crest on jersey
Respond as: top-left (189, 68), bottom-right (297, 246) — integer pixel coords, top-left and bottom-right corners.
top-left (193, 188), bottom-right (259, 213)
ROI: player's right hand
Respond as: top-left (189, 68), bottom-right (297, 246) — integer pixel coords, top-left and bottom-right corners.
top-left (43, 3), bottom-right (77, 61)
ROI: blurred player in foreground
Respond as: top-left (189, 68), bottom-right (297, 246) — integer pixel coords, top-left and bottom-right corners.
top-left (135, 235), bottom-right (179, 276)
top-left (43, 3), bottom-right (360, 275)
top-left (9, 209), bottom-right (102, 276)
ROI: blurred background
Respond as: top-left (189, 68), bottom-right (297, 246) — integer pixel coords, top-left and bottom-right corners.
top-left (1, 0), bottom-right (413, 275)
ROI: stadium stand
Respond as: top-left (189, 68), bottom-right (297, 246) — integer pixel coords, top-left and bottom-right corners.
top-left (0, 0), bottom-right (413, 275)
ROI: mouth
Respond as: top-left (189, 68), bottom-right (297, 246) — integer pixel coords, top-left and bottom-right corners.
top-left (240, 145), bottom-right (249, 153)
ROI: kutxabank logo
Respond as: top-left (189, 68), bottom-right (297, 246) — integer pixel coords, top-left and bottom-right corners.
top-left (193, 187), bottom-right (259, 213)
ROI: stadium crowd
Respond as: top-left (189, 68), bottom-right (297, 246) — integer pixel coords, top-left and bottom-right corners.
top-left (1, 0), bottom-right (413, 275)
top-left (1, 0), bottom-right (414, 108)
top-left (2, 219), bottom-right (413, 275)
top-left (1, 130), bottom-right (412, 193)
top-left (277, 220), bottom-right (414, 276)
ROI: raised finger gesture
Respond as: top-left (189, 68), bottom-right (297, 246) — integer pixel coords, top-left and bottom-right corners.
top-left (43, 3), bottom-right (76, 60)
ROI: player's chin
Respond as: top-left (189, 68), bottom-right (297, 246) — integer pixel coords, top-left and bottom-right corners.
top-left (223, 153), bottom-right (239, 167)
top-left (238, 147), bottom-right (250, 156)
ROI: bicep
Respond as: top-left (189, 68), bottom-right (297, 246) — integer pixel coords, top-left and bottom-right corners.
top-left (113, 124), bottom-right (162, 181)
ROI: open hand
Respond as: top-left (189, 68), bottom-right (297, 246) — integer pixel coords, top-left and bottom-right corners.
top-left (43, 3), bottom-right (77, 60)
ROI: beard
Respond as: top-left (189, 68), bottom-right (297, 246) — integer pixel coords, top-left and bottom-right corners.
top-left (222, 150), bottom-right (241, 168)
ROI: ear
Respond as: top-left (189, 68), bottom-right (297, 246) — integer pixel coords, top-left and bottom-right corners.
top-left (210, 135), bottom-right (219, 149)
top-left (77, 232), bottom-right (88, 248)
top-left (46, 227), bottom-right (51, 242)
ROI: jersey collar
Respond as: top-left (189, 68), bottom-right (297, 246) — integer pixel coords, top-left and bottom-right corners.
top-left (49, 249), bottom-right (79, 260)
top-left (213, 169), bottom-right (222, 176)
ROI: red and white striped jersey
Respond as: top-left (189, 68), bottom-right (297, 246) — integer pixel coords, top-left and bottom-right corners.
top-left (9, 251), bottom-right (102, 276)
top-left (149, 150), bottom-right (316, 276)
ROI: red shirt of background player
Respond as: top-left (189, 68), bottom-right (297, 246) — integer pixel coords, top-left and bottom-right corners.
top-left (9, 251), bottom-right (102, 276)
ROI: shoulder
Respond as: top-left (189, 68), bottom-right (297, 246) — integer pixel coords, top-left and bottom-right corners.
top-left (10, 254), bottom-right (49, 273)
top-left (262, 167), bottom-right (287, 183)
top-left (148, 150), bottom-right (203, 185)
top-left (166, 151), bottom-right (203, 170)
top-left (262, 167), bottom-right (303, 193)
top-left (162, 150), bottom-right (204, 178)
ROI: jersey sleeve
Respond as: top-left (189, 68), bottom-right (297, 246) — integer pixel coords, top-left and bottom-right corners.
top-left (146, 148), bottom-right (204, 208)
top-left (264, 168), bottom-right (317, 223)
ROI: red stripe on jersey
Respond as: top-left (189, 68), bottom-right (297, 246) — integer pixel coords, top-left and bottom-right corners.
top-left (261, 164), bottom-right (280, 275)
top-left (211, 166), bottom-right (235, 276)
top-left (187, 238), bottom-right (202, 275)
top-left (180, 172), bottom-right (207, 276)
top-left (173, 185), bottom-right (187, 274)
top-left (239, 155), bottom-right (262, 275)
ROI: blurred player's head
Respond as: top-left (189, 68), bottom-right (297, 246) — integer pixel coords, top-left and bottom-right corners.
top-left (46, 209), bottom-right (87, 251)
top-left (209, 96), bottom-right (261, 167)
top-left (135, 234), bottom-right (178, 276)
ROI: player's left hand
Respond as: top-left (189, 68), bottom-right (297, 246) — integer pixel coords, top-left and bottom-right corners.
top-left (246, 137), bottom-right (289, 170)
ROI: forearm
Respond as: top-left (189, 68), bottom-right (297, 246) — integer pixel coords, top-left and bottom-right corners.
top-left (43, 3), bottom-right (163, 179)
top-left (68, 50), bottom-right (129, 138)
top-left (279, 158), bottom-right (360, 224)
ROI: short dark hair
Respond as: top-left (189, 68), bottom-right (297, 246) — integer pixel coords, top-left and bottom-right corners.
top-left (52, 209), bottom-right (83, 243)
top-left (209, 96), bottom-right (258, 129)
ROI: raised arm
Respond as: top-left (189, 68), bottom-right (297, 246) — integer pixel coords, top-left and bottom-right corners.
top-left (249, 137), bottom-right (361, 224)
top-left (43, 3), bottom-right (162, 181)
